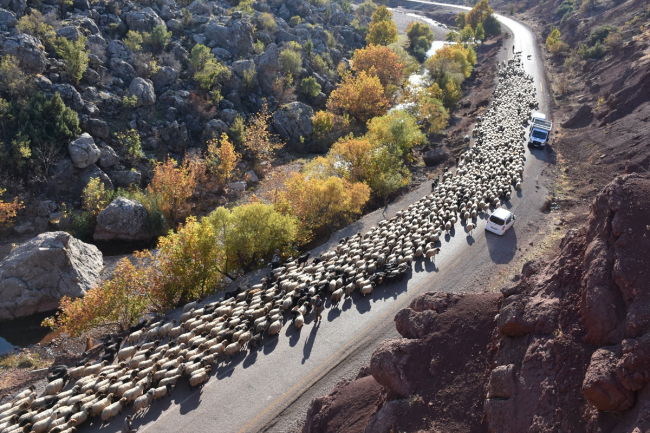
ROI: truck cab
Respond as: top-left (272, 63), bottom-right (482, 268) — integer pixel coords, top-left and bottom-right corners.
top-left (528, 112), bottom-right (552, 147)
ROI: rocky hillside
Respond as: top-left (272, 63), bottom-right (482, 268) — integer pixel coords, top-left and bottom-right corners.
top-left (0, 0), bottom-right (362, 239)
top-left (301, 173), bottom-right (650, 433)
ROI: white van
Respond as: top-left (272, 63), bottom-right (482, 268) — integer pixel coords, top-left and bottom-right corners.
top-left (485, 208), bottom-right (516, 235)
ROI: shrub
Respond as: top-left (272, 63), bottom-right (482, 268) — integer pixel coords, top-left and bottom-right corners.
top-left (260, 12), bottom-right (278, 33)
top-left (16, 10), bottom-right (56, 50)
top-left (114, 129), bottom-right (144, 162)
top-left (300, 76), bottom-right (322, 97)
top-left (279, 48), bottom-right (303, 76)
top-left (578, 41), bottom-right (606, 59)
top-left (326, 30), bottom-right (337, 47)
top-left (56, 35), bottom-right (89, 84)
top-left (550, 41), bottom-right (569, 56)
top-left (254, 39), bottom-right (265, 54)
top-left (243, 102), bottom-right (283, 161)
top-left (206, 132), bottom-right (241, 186)
top-left (242, 66), bottom-right (257, 92)
top-left (190, 43), bottom-right (212, 70)
top-left (555, 0), bottom-right (576, 15)
top-left (357, 0), bottom-right (377, 17)
top-left (120, 93), bottom-right (139, 108)
top-left (191, 44), bottom-right (231, 91)
top-left (446, 30), bottom-right (459, 42)
top-left (123, 30), bottom-right (143, 52)
top-left (207, 203), bottom-right (298, 272)
top-left (311, 53), bottom-right (333, 77)
top-left (546, 27), bottom-right (561, 49)
top-left (271, 172), bottom-right (369, 242)
top-left (407, 21), bottom-right (434, 49)
top-left (42, 253), bottom-right (152, 336)
top-left (17, 92), bottom-right (80, 153)
top-left (604, 32), bottom-right (623, 49)
top-left (229, 114), bottom-right (246, 147)
top-left (589, 25), bottom-right (616, 46)
top-left (327, 70), bottom-right (389, 122)
top-left (145, 25), bottom-right (172, 52)
top-left (82, 176), bottom-right (115, 222)
top-left (0, 188), bottom-right (24, 228)
top-left (290, 15), bottom-right (301, 27)
top-left (351, 44), bottom-right (405, 93)
top-left (475, 22), bottom-right (486, 40)
top-left (460, 25), bottom-right (475, 42)
top-left (312, 110), bottom-right (334, 138)
top-left (0, 55), bottom-right (34, 101)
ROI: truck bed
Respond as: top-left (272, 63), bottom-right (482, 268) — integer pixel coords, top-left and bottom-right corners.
top-left (531, 117), bottom-right (552, 130)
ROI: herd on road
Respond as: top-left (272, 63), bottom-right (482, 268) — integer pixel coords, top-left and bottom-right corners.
top-left (0, 53), bottom-right (538, 433)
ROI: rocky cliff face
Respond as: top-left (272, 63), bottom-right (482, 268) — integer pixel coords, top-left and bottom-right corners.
top-left (302, 174), bottom-right (650, 433)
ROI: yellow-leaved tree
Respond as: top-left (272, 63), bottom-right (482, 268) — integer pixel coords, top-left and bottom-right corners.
top-left (351, 44), bottom-right (405, 96)
top-left (327, 70), bottom-right (389, 123)
top-left (366, 6), bottom-right (398, 46)
top-left (271, 173), bottom-right (370, 243)
top-left (243, 102), bottom-right (283, 162)
top-left (206, 132), bottom-right (241, 187)
top-left (148, 157), bottom-right (199, 226)
top-left (0, 188), bottom-right (24, 227)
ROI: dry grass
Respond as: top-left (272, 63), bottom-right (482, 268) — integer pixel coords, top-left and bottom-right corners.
top-left (0, 352), bottom-right (49, 370)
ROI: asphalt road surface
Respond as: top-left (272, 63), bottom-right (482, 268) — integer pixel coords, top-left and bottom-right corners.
top-left (80, 5), bottom-right (553, 433)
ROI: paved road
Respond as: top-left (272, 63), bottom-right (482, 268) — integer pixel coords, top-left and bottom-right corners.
top-left (80, 6), bottom-right (552, 433)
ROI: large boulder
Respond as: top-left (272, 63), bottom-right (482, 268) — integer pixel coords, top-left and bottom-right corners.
top-left (107, 40), bottom-right (133, 61)
top-left (0, 232), bottom-right (103, 320)
top-left (422, 147), bottom-right (449, 166)
top-left (0, 7), bottom-right (17, 27)
top-left (150, 66), bottom-right (178, 90)
top-left (52, 83), bottom-right (85, 111)
top-left (68, 133), bottom-right (101, 169)
top-left (204, 18), bottom-right (254, 58)
top-left (255, 43), bottom-right (280, 93)
top-left (125, 7), bottom-right (165, 32)
top-left (2, 34), bottom-right (47, 73)
top-left (128, 77), bottom-right (156, 107)
top-left (272, 102), bottom-right (314, 148)
top-left (109, 58), bottom-right (137, 82)
top-left (94, 197), bottom-right (150, 241)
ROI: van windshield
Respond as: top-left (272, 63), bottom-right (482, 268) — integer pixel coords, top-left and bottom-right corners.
top-left (489, 215), bottom-right (506, 226)
top-left (532, 130), bottom-right (548, 139)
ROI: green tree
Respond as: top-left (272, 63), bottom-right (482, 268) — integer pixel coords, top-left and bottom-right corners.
top-left (16, 11), bottom-right (57, 49)
top-left (460, 25), bottom-right (475, 42)
top-left (466, 0), bottom-right (493, 29)
top-left (446, 30), bottom-right (459, 42)
top-left (0, 55), bottom-right (34, 101)
top-left (365, 110), bottom-right (426, 162)
top-left (482, 14), bottom-right (501, 37)
top-left (191, 44), bottom-right (231, 91)
top-left (300, 76), bottom-right (322, 97)
top-left (357, 0), bottom-right (378, 17)
top-left (475, 22), bottom-right (486, 40)
top-left (366, 6), bottom-right (398, 46)
top-left (455, 11), bottom-right (466, 29)
top-left (207, 203), bottom-right (298, 274)
top-left (279, 48), bottom-right (302, 76)
top-left (123, 30), bottom-right (143, 52)
top-left (190, 43), bottom-right (213, 70)
top-left (17, 92), bottom-right (80, 151)
top-left (56, 35), bottom-right (89, 84)
top-left (546, 27), bottom-right (561, 49)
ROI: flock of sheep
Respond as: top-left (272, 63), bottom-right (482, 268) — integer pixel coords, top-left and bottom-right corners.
top-left (0, 54), bottom-right (537, 433)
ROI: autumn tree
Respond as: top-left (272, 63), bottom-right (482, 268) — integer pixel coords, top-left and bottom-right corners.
top-left (366, 6), bottom-right (398, 46)
top-left (425, 44), bottom-right (476, 107)
top-left (546, 27), bottom-right (561, 50)
top-left (243, 102), bottom-right (283, 161)
top-left (366, 110), bottom-right (426, 162)
top-left (206, 132), bottom-right (240, 187)
top-left (207, 203), bottom-right (298, 273)
top-left (406, 21), bottom-right (435, 61)
top-left (151, 216), bottom-right (226, 309)
top-left (351, 44), bottom-right (405, 94)
top-left (148, 157), bottom-right (199, 225)
top-left (0, 188), bottom-right (24, 227)
top-left (81, 177), bottom-right (115, 221)
top-left (272, 173), bottom-right (370, 242)
top-left (42, 254), bottom-right (152, 336)
top-left (466, 0), bottom-right (494, 30)
top-left (327, 70), bottom-right (389, 122)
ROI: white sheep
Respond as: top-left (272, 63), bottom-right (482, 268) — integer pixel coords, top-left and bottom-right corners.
top-left (100, 397), bottom-right (128, 423)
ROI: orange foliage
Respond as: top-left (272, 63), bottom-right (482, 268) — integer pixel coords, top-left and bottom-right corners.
top-left (0, 188), bottom-right (24, 227)
top-left (148, 157), bottom-right (199, 226)
top-left (351, 44), bottom-right (405, 90)
top-left (327, 70), bottom-right (389, 123)
top-left (243, 102), bottom-right (283, 161)
top-left (466, 0), bottom-right (493, 30)
top-left (271, 172), bottom-right (370, 242)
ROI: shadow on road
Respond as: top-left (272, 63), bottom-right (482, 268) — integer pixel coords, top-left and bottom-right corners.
top-left (243, 348), bottom-right (258, 369)
top-left (327, 306), bottom-right (342, 322)
top-left (302, 324), bottom-right (319, 364)
top-left (486, 227), bottom-right (518, 264)
top-left (465, 234), bottom-right (476, 246)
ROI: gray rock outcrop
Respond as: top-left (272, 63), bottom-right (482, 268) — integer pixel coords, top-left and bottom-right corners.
top-left (272, 102), bottom-right (314, 148)
top-left (0, 232), bottom-right (103, 320)
top-left (204, 18), bottom-right (254, 58)
top-left (423, 148), bottom-right (449, 166)
top-left (0, 7), bottom-right (17, 27)
top-left (129, 77), bottom-right (156, 107)
top-left (69, 133), bottom-right (101, 169)
top-left (2, 34), bottom-right (47, 73)
top-left (94, 197), bottom-right (150, 241)
top-left (125, 7), bottom-right (165, 32)
top-left (255, 43), bottom-right (280, 93)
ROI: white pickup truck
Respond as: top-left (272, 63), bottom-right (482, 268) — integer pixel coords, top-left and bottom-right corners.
top-left (528, 112), bottom-right (552, 147)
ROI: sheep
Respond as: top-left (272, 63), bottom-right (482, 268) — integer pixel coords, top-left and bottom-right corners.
top-left (158, 375), bottom-right (182, 389)
top-left (330, 288), bottom-right (344, 307)
top-left (81, 361), bottom-right (106, 378)
top-left (293, 314), bottom-right (304, 329)
top-left (425, 247), bottom-right (441, 261)
top-left (133, 390), bottom-right (155, 413)
top-left (69, 408), bottom-right (89, 427)
top-left (465, 222), bottom-right (476, 235)
top-left (127, 329), bottom-right (144, 344)
top-left (224, 342), bottom-right (241, 358)
top-left (30, 411), bottom-right (58, 433)
top-left (100, 397), bottom-right (128, 423)
top-left (189, 366), bottom-right (212, 388)
top-left (152, 384), bottom-right (173, 401)
top-left (89, 393), bottom-right (114, 417)
top-left (268, 320), bottom-right (282, 336)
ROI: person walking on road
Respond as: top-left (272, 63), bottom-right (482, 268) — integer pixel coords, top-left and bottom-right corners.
top-left (123, 415), bottom-right (138, 433)
top-left (314, 296), bottom-right (323, 323)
